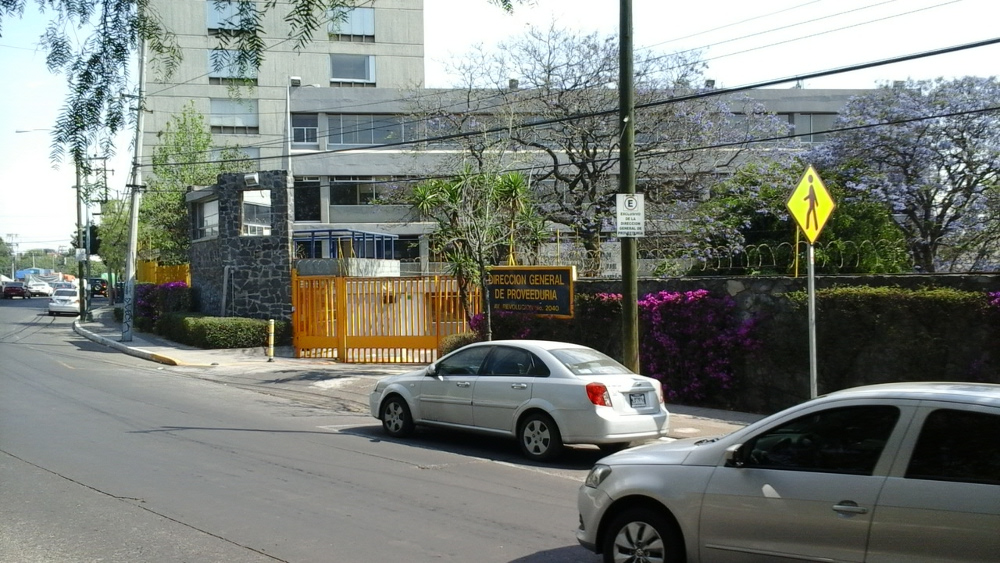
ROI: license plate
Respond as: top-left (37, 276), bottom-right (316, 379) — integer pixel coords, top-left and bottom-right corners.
top-left (629, 393), bottom-right (647, 408)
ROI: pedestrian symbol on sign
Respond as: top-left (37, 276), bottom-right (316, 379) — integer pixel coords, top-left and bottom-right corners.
top-left (787, 165), bottom-right (835, 244)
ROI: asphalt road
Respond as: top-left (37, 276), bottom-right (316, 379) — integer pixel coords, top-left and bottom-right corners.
top-left (0, 298), bottom-right (604, 562)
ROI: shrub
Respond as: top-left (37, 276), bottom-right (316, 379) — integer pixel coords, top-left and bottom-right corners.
top-left (638, 289), bottom-right (760, 406)
top-left (439, 332), bottom-right (480, 356)
top-left (157, 312), bottom-right (292, 349)
top-left (134, 283), bottom-right (158, 331)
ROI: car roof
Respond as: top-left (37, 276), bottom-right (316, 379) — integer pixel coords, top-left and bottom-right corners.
top-left (823, 382), bottom-right (1000, 407)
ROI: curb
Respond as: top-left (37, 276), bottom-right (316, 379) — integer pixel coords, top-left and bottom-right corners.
top-left (73, 320), bottom-right (185, 366)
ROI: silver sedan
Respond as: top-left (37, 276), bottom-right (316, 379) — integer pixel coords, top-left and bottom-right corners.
top-left (369, 340), bottom-right (669, 461)
top-left (577, 382), bottom-right (1000, 563)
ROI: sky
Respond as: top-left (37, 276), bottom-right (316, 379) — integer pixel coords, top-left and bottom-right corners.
top-left (1, 0), bottom-right (998, 252)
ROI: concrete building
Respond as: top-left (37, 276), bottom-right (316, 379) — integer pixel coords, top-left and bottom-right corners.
top-left (145, 0), bottom-right (868, 277)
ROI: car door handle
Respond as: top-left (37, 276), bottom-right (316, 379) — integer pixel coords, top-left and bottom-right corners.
top-left (832, 501), bottom-right (868, 515)
top-left (455, 381), bottom-right (472, 388)
top-left (510, 383), bottom-right (528, 390)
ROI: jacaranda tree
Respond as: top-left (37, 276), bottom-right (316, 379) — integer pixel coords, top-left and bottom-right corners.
top-left (809, 77), bottom-right (1000, 272)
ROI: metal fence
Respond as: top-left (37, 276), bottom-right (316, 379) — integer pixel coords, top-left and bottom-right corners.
top-left (292, 272), bottom-right (480, 363)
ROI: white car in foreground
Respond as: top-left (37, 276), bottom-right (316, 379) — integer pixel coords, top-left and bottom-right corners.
top-left (370, 340), bottom-right (669, 461)
top-left (577, 382), bottom-right (1000, 563)
top-left (48, 288), bottom-right (80, 316)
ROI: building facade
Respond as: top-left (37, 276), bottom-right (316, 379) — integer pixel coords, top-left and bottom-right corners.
top-left (145, 0), bottom-right (869, 278)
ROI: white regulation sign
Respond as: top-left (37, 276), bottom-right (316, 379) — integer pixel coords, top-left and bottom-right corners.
top-left (616, 193), bottom-right (645, 237)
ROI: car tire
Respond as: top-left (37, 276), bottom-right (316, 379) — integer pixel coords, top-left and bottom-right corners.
top-left (602, 507), bottom-right (683, 563)
top-left (517, 412), bottom-right (563, 461)
top-left (380, 395), bottom-right (415, 438)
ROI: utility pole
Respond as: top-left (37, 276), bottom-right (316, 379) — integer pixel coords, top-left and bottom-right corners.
top-left (5, 233), bottom-right (16, 279)
top-left (76, 161), bottom-right (87, 318)
top-left (123, 34), bottom-right (147, 342)
top-left (619, 0), bottom-right (640, 372)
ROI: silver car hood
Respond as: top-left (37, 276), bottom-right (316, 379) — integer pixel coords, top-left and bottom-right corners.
top-left (601, 437), bottom-right (709, 465)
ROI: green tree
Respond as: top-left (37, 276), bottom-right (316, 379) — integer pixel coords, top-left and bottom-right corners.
top-left (0, 0), bottom-right (524, 170)
top-left (93, 199), bottom-right (131, 282)
top-left (673, 158), bottom-right (911, 275)
top-left (410, 168), bottom-right (544, 340)
top-left (811, 77), bottom-right (1000, 272)
top-left (142, 102), bottom-right (253, 265)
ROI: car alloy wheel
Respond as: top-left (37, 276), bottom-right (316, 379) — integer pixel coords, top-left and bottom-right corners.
top-left (381, 396), bottom-right (414, 437)
top-left (603, 508), bottom-right (682, 563)
top-left (518, 412), bottom-right (563, 461)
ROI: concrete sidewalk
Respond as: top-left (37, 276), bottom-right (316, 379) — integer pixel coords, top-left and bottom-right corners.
top-left (72, 306), bottom-right (765, 438)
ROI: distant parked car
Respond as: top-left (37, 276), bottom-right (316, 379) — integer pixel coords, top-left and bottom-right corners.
top-left (48, 289), bottom-right (81, 316)
top-left (3, 282), bottom-right (31, 299)
top-left (370, 340), bottom-right (669, 461)
top-left (26, 281), bottom-right (54, 297)
top-left (88, 278), bottom-right (108, 297)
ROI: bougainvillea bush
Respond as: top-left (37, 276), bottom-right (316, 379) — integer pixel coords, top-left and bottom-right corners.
top-left (133, 281), bottom-right (193, 332)
top-left (638, 289), bottom-right (760, 406)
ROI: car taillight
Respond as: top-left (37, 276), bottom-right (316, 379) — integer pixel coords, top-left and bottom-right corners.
top-left (586, 382), bottom-right (612, 407)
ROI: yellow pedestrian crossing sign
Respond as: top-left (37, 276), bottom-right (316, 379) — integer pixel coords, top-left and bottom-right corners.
top-left (787, 165), bottom-right (835, 244)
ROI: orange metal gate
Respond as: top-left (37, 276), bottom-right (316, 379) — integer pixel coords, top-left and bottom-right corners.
top-left (292, 272), bottom-right (479, 363)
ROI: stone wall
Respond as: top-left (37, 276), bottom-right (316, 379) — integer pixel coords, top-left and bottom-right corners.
top-left (189, 170), bottom-right (294, 321)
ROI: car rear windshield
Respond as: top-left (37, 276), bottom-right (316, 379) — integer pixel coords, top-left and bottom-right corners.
top-left (549, 348), bottom-right (632, 375)
top-left (54, 289), bottom-right (77, 297)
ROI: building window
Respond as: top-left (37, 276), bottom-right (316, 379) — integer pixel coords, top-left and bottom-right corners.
top-left (787, 113), bottom-right (836, 143)
top-left (194, 199), bottom-right (219, 240)
top-left (210, 99), bottom-right (259, 134)
top-left (331, 54), bottom-right (375, 86)
top-left (242, 189), bottom-right (271, 236)
top-left (206, 0), bottom-right (249, 32)
top-left (395, 235), bottom-right (421, 261)
top-left (208, 49), bottom-right (258, 85)
top-left (328, 114), bottom-right (403, 145)
top-left (329, 176), bottom-right (411, 205)
top-left (292, 114), bottom-right (319, 145)
top-left (328, 7), bottom-right (375, 42)
top-left (294, 177), bottom-right (322, 222)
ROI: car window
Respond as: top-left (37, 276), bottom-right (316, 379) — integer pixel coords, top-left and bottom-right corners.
top-left (905, 409), bottom-right (1000, 486)
top-left (54, 289), bottom-right (77, 297)
top-left (436, 346), bottom-right (491, 375)
top-left (483, 347), bottom-right (549, 376)
top-left (549, 348), bottom-right (631, 375)
top-left (740, 405), bottom-right (900, 475)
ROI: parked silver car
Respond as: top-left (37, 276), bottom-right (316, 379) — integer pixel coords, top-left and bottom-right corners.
top-left (369, 340), bottom-right (669, 461)
top-left (577, 382), bottom-right (1000, 563)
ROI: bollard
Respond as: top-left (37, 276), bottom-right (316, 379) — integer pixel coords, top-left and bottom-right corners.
top-left (267, 319), bottom-right (275, 362)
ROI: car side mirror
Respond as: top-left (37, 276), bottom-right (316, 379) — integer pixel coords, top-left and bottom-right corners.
top-left (724, 443), bottom-right (746, 468)
top-left (426, 363), bottom-right (441, 379)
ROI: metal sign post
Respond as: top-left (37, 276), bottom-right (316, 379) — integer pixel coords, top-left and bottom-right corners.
top-left (787, 165), bottom-right (835, 399)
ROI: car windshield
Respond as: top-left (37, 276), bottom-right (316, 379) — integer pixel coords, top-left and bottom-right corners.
top-left (53, 289), bottom-right (77, 297)
top-left (549, 348), bottom-right (632, 376)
